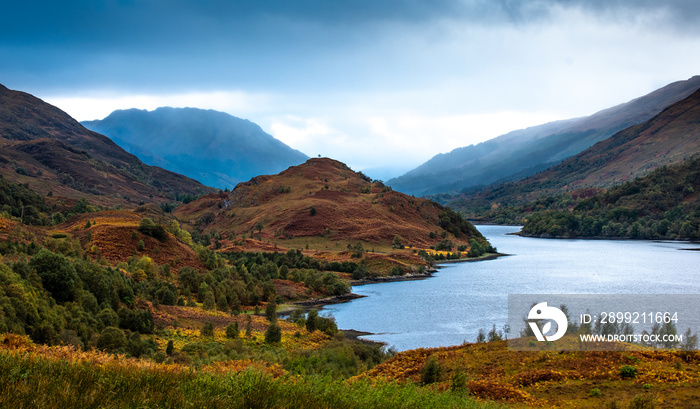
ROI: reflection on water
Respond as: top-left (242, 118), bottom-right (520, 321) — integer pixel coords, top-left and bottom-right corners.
top-left (324, 225), bottom-right (700, 351)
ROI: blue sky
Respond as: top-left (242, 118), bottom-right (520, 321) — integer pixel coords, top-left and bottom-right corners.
top-left (3, 0), bottom-right (700, 179)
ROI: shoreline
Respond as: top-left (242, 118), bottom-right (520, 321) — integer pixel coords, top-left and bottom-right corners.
top-left (517, 231), bottom-right (700, 243)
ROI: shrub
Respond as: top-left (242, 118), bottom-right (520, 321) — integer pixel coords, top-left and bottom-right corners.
top-left (421, 356), bottom-right (443, 384)
top-left (96, 327), bottom-right (127, 353)
top-left (225, 322), bottom-right (239, 339)
top-left (137, 240), bottom-right (145, 251)
top-left (265, 302), bottom-right (277, 322)
top-left (29, 249), bottom-right (78, 303)
top-left (620, 365), bottom-right (638, 379)
top-left (138, 218), bottom-right (166, 240)
top-left (589, 388), bottom-right (602, 397)
top-left (200, 321), bottom-right (214, 337)
top-left (629, 394), bottom-right (655, 409)
top-left (265, 322), bottom-right (282, 344)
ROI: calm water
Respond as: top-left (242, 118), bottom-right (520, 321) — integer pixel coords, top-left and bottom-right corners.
top-left (324, 225), bottom-right (700, 351)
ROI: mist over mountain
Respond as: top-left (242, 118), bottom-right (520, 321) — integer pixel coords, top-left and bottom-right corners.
top-left (388, 76), bottom-right (700, 196)
top-left (83, 107), bottom-right (309, 189)
top-left (447, 86), bottom-right (700, 220)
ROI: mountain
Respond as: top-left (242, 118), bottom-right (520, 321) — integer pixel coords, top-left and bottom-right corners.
top-left (83, 107), bottom-right (309, 189)
top-left (173, 157), bottom-right (491, 252)
top-left (449, 87), bottom-right (700, 220)
top-left (388, 76), bottom-right (700, 196)
top-left (0, 84), bottom-right (211, 207)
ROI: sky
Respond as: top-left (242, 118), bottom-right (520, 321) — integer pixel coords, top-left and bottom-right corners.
top-left (2, 0), bottom-right (700, 180)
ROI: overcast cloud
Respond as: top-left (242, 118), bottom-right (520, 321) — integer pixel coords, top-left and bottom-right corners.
top-left (2, 0), bottom-right (699, 179)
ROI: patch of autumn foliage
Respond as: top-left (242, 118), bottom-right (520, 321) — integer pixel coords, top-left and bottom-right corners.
top-left (356, 340), bottom-right (700, 407)
top-left (0, 333), bottom-right (285, 378)
top-left (57, 210), bottom-right (204, 271)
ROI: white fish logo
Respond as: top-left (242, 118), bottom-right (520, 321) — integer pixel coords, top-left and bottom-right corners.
top-left (528, 302), bottom-right (568, 342)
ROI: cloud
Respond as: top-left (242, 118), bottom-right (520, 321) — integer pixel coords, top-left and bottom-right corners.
top-left (6, 0), bottom-right (700, 178)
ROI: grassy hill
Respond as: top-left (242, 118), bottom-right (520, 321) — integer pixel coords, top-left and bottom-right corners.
top-left (174, 157), bottom-right (493, 258)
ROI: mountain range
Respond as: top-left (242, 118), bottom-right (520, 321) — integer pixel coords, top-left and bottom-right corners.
top-left (447, 86), bottom-right (700, 219)
top-left (83, 107), bottom-right (308, 189)
top-left (0, 84), bottom-right (210, 207)
top-left (388, 75), bottom-right (700, 196)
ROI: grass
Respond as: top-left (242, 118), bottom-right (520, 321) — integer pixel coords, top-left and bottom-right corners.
top-left (0, 348), bottom-right (501, 409)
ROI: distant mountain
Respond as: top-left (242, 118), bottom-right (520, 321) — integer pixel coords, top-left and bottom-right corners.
top-left (0, 84), bottom-right (210, 207)
top-left (388, 76), bottom-right (700, 196)
top-left (83, 107), bottom-right (309, 189)
top-left (448, 87), bottom-right (700, 220)
top-left (173, 157), bottom-right (491, 252)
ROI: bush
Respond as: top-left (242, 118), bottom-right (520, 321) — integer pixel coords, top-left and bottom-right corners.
top-left (620, 365), bottom-right (638, 379)
top-left (29, 249), bottom-right (78, 303)
top-left (201, 321), bottom-right (214, 337)
top-left (265, 302), bottom-right (277, 322)
top-left (96, 327), bottom-right (127, 353)
top-left (265, 322), bottom-right (282, 344)
top-left (629, 394), bottom-right (655, 409)
top-left (138, 218), bottom-right (166, 240)
top-left (225, 322), bottom-right (239, 339)
top-left (421, 356), bottom-right (443, 384)
top-left (589, 388), bottom-right (602, 397)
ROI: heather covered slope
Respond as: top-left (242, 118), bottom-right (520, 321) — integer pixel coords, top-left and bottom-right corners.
top-left (389, 75), bottom-right (700, 196)
top-left (174, 158), bottom-right (489, 251)
top-left (0, 84), bottom-right (211, 207)
top-left (83, 107), bottom-right (308, 189)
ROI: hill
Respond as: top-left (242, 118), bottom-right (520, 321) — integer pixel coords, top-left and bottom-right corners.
top-left (447, 87), bottom-right (700, 221)
top-left (0, 84), bottom-right (212, 207)
top-left (173, 157), bottom-right (491, 256)
top-left (388, 75), bottom-right (700, 196)
top-left (83, 107), bottom-right (309, 189)
top-left (520, 154), bottom-right (700, 239)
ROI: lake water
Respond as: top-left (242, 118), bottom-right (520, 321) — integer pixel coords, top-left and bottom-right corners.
top-left (323, 225), bottom-right (700, 351)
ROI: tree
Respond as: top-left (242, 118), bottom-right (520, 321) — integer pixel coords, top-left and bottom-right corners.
top-left (201, 321), bottom-right (214, 337)
top-left (421, 356), bottom-right (443, 384)
top-left (30, 249), bottom-right (78, 303)
top-left (255, 222), bottom-right (263, 233)
top-left (166, 340), bottom-right (175, 356)
top-left (245, 315), bottom-right (253, 338)
top-left (226, 322), bottom-right (239, 339)
top-left (96, 327), bottom-right (127, 353)
top-left (265, 302), bottom-right (277, 322)
top-left (392, 235), bottom-right (403, 249)
top-left (217, 295), bottom-right (229, 312)
top-left (306, 309), bottom-right (318, 332)
top-left (309, 207), bottom-right (317, 216)
top-left (138, 217), bottom-right (166, 240)
top-left (265, 322), bottom-right (282, 344)
top-left (203, 291), bottom-right (216, 310)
